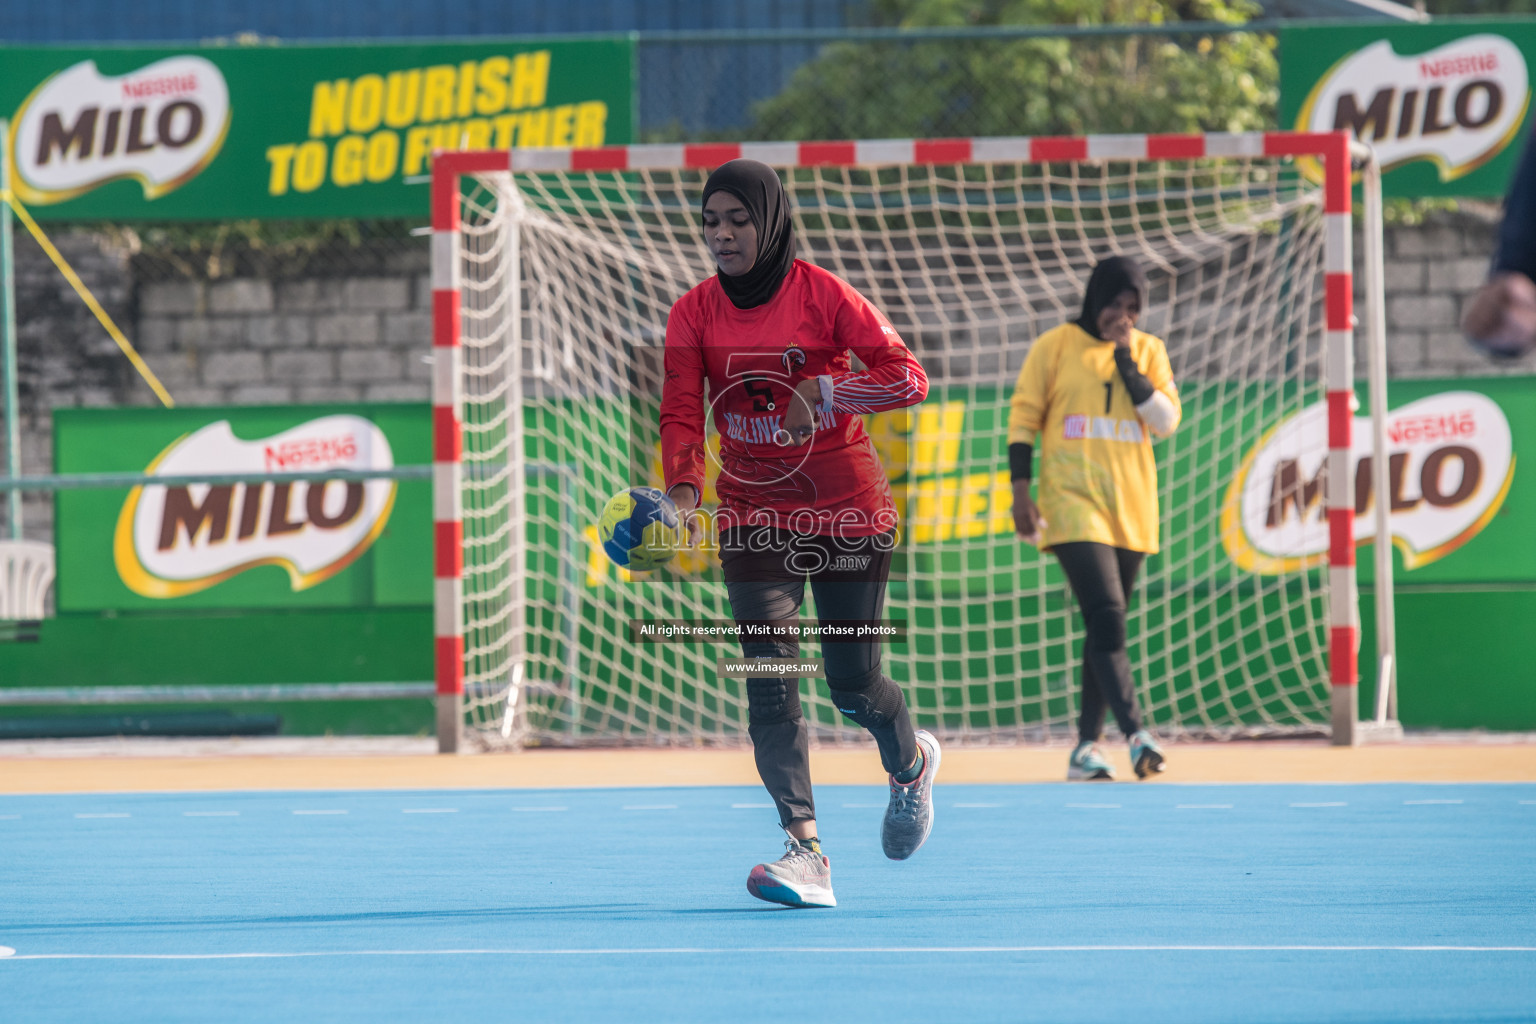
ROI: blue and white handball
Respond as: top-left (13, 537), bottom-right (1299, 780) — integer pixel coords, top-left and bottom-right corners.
top-left (598, 487), bottom-right (681, 572)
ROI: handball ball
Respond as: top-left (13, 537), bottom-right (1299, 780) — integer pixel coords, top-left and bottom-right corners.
top-left (598, 487), bottom-right (681, 572)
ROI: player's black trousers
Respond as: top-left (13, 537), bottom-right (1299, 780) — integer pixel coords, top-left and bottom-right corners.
top-left (1052, 541), bottom-right (1147, 745)
top-left (720, 526), bottom-right (917, 829)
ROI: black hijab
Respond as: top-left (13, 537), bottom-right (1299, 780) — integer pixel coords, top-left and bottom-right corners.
top-left (1075, 255), bottom-right (1148, 340)
top-left (701, 159), bottom-right (797, 310)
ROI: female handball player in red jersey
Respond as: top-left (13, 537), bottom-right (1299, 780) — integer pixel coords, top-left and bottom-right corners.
top-left (660, 159), bottom-right (938, 908)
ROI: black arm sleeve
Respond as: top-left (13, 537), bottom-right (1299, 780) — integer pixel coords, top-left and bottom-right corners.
top-left (1113, 347), bottom-right (1156, 405)
top-left (1008, 442), bottom-right (1033, 482)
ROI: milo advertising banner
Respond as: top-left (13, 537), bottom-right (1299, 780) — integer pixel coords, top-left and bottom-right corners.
top-left (54, 404), bottom-right (431, 611)
top-left (1, 38), bottom-right (634, 220)
top-left (1224, 390), bottom-right (1516, 577)
top-left (1280, 21), bottom-right (1536, 197)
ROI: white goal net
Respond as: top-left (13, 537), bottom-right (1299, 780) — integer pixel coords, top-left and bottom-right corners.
top-left (442, 136), bottom-right (1376, 749)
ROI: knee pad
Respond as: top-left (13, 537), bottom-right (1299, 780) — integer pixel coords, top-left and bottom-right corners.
top-left (742, 629), bottom-right (802, 728)
top-left (828, 674), bottom-right (905, 731)
top-left (1084, 605), bottom-right (1127, 653)
top-left (746, 676), bottom-right (803, 726)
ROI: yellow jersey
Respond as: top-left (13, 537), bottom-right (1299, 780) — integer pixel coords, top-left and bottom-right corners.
top-left (1007, 323), bottom-right (1181, 554)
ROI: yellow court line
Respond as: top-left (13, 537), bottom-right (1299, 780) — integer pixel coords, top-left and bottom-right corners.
top-left (1, 743), bottom-right (1533, 795)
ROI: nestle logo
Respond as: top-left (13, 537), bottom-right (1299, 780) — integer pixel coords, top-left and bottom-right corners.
top-left (263, 434), bottom-right (360, 471)
top-left (1418, 52), bottom-right (1499, 81)
top-left (121, 74), bottom-right (199, 100)
top-left (1387, 411), bottom-right (1475, 446)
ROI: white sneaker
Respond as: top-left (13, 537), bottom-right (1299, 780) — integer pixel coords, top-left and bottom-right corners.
top-left (747, 838), bottom-right (836, 908)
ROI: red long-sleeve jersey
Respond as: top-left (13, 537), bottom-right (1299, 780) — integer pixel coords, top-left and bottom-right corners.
top-left (661, 260), bottom-right (929, 537)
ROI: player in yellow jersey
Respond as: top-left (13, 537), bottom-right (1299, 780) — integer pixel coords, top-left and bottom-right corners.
top-left (1006, 256), bottom-right (1181, 781)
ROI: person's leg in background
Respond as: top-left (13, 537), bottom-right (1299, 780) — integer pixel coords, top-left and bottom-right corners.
top-left (1071, 655), bottom-right (1114, 780)
top-left (1111, 545), bottom-right (1165, 777)
top-left (1055, 541), bottom-right (1162, 779)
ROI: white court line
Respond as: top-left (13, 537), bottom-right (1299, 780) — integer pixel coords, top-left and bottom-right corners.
top-left (1521, 801), bottom-right (1536, 805)
top-left (841, 803), bottom-right (883, 809)
top-left (292, 810), bottom-right (348, 816)
top-left (2, 944), bottom-right (1533, 961)
top-left (731, 803), bottom-right (774, 809)
top-left (1177, 804), bottom-right (1233, 810)
top-left (511, 807), bottom-right (567, 813)
top-left (622, 804), bottom-right (678, 811)
top-left (1066, 803), bottom-right (1120, 809)
top-left (183, 811), bottom-right (240, 817)
top-left (1290, 802), bottom-right (1347, 808)
top-left (1404, 799), bottom-right (1464, 806)
top-left (74, 813), bottom-right (129, 819)
top-left (401, 808), bottom-right (458, 814)
top-left (953, 803), bottom-right (1004, 808)
top-left (0, 814), bottom-right (19, 819)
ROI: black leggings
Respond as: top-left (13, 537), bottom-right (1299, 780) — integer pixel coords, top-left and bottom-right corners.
top-left (720, 527), bottom-right (917, 829)
top-left (1053, 541), bottom-right (1147, 745)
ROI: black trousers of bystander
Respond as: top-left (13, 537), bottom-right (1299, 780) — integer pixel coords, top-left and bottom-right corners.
top-left (1052, 540), bottom-right (1147, 746)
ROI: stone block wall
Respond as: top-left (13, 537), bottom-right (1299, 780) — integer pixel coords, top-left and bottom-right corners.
top-left (128, 273), bottom-right (432, 408)
top-left (6, 229), bottom-right (141, 545)
top-left (1359, 208), bottom-right (1532, 379)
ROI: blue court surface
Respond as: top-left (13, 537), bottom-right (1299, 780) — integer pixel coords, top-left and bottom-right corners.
top-left (3, 783), bottom-right (1533, 1023)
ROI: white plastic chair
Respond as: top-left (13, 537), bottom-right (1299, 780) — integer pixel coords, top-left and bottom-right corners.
top-left (0, 540), bottom-right (55, 619)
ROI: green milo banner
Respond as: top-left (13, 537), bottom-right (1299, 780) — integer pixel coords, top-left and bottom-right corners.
top-left (1280, 20), bottom-right (1536, 198)
top-left (1, 37), bottom-right (635, 221)
top-left (53, 404), bottom-right (432, 611)
top-left (0, 405), bottom-right (436, 734)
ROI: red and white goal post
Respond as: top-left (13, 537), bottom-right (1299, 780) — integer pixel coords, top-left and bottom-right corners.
top-left (429, 131), bottom-right (1396, 754)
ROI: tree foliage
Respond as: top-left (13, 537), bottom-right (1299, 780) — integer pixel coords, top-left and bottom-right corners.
top-left (748, 0), bottom-right (1277, 140)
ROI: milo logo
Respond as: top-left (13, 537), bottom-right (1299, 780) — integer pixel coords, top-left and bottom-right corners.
top-left (1222, 392), bottom-right (1515, 574)
top-left (1296, 35), bottom-right (1530, 181)
top-left (113, 416), bottom-right (396, 598)
top-left (11, 56), bottom-right (230, 204)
